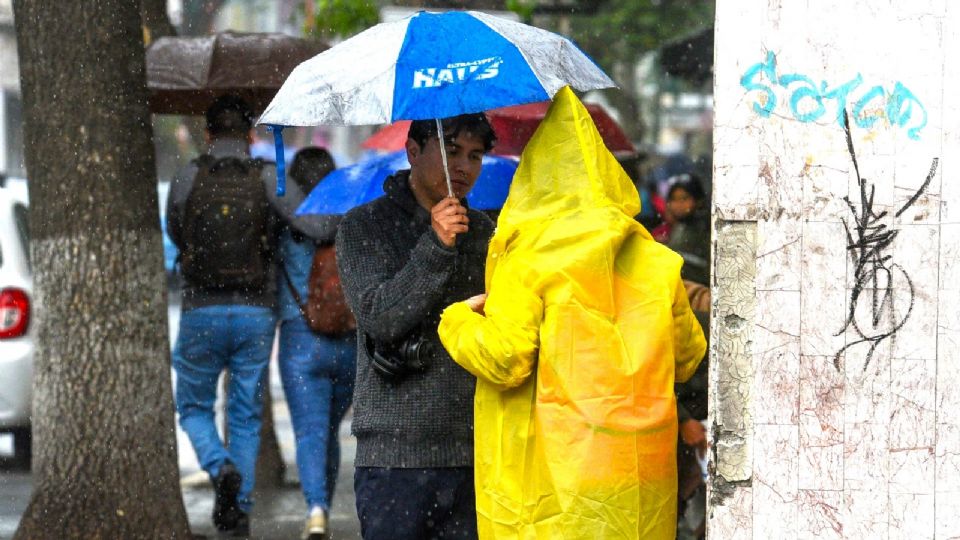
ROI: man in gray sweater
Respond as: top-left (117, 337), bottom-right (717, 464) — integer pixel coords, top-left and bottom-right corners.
top-left (336, 114), bottom-right (496, 540)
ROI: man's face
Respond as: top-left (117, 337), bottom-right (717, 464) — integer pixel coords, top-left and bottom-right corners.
top-left (407, 130), bottom-right (486, 206)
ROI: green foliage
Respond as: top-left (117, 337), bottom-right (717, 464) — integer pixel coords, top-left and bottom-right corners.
top-left (569, 0), bottom-right (714, 73)
top-left (306, 0), bottom-right (380, 39)
top-left (505, 0), bottom-right (536, 23)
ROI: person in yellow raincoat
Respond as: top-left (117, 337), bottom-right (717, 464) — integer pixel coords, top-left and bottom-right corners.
top-left (438, 86), bottom-right (707, 540)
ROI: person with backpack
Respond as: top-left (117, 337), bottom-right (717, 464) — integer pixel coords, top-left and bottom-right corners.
top-left (166, 95), bottom-right (329, 537)
top-left (275, 147), bottom-right (356, 540)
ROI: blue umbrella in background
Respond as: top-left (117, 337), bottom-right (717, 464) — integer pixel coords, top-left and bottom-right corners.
top-left (296, 151), bottom-right (517, 215)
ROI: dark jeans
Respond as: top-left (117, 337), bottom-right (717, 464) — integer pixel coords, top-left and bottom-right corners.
top-left (278, 318), bottom-right (356, 510)
top-left (355, 466), bottom-right (478, 540)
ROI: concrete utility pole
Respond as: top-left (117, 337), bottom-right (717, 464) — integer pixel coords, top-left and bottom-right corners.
top-left (710, 1), bottom-right (959, 537)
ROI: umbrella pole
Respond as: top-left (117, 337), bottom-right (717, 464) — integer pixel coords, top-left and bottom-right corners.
top-left (436, 118), bottom-right (454, 197)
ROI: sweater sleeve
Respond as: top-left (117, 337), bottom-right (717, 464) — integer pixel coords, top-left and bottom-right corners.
top-left (336, 208), bottom-right (459, 343)
top-left (439, 257), bottom-right (543, 388)
top-left (263, 164), bottom-right (341, 243)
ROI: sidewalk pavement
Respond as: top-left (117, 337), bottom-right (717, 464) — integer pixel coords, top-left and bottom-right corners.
top-left (177, 371), bottom-right (362, 540)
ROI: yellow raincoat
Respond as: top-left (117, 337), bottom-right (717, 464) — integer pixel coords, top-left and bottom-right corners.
top-left (438, 86), bottom-right (707, 539)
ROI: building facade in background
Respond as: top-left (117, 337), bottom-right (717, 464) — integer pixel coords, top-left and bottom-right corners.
top-left (0, 0), bottom-right (24, 178)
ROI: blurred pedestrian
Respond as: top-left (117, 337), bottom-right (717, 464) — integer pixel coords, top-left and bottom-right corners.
top-left (336, 114), bottom-right (497, 540)
top-left (662, 174), bottom-right (711, 286)
top-left (438, 87), bottom-right (707, 539)
top-left (276, 147), bottom-right (357, 540)
top-left (166, 95), bottom-right (324, 537)
top-left (651, 201), bottom-right (676, 242)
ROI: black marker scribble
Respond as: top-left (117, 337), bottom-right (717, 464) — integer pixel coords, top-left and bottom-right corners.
top-left (833, 110), bottom-right (938, 371)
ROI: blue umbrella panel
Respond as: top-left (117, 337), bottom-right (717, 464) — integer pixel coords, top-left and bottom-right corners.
top-left (296, 151), bottom-right (517, 215)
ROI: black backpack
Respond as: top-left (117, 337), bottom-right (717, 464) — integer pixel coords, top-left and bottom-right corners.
top-left (180, 155), bottom-right (271, 290)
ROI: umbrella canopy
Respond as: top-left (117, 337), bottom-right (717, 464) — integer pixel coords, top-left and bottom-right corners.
top-left (146, 31), bottom-right (328, 115)
top-left (258, 10), bottom-right (615, 127)
top-left (361, 101), bottom-right (636, 158)
top-left (296, 151), bottom-right (517, 215)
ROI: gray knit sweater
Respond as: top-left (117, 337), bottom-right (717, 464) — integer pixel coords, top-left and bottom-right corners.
top-left (336, 171), bottom-right (493, 468)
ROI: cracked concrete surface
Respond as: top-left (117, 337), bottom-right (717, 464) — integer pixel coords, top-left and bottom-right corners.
top-left (709, 0), bottom-right (960, 536)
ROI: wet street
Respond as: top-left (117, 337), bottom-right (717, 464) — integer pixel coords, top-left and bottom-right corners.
top-left (0, 290), bottom-right (363, 539)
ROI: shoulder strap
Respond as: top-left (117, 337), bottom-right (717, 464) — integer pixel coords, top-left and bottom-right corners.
top-left (278, 252), bottom-right (311, 320)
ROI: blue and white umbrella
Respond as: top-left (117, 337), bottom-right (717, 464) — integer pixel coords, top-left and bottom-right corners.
top-left (259, 11), bottom-right (613, 126)
top-left (296, 151), bottom-right (518, 215)
top-left (258, 10), bottom-right (615, 195)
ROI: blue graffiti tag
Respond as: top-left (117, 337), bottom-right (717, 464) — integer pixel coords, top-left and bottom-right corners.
top-left (740, 52), bottom-right (927, 140)
top-left (739, 51), bottom-right (779, 117)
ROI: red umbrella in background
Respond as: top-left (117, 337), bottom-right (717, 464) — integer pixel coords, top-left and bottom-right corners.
top-left (487, 101), bottom-right (637, 158)
top-left (361, 101), bottom-right (636, 158)
top-left (361, 120), bottom-right (415, 152)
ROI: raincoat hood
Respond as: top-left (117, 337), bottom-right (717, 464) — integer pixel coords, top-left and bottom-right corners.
top-left (494, 85), bottom-right (642, 242)
top-left (438, 86), bottom-right (706, 539)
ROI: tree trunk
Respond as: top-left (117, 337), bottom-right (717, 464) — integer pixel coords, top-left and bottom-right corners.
top-left (255, 368), bottom-right (287, 489)
top-left (224, 367), bottom-right (287, 490)
top-left (12, 1), bottom-right (191, 538)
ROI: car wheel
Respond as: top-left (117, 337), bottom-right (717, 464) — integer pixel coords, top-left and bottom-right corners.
top-left (11, 427), bottom-right (31, 470)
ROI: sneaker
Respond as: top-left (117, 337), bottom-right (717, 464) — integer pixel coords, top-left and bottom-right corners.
top-left (212, 462), bottom-right (243, 531)
top-left (302, 506), bottom-right (328, 540)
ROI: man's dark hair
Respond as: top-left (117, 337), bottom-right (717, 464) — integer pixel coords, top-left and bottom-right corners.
top-left (290, 146), bottom-right (336, 193)
top-left (205, 95), bottom-right (254, 138)
top-left (408, 113), bottom-right (496, 153)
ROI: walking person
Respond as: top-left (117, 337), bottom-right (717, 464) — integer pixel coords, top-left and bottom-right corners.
top-left (275, 147), bottom-right (357, 540)
top-left (335, 114), bottom-right (497, 540)
top-left (167, 95), bottom-right (325, 537)
top-left (438, 87), bottom-right (707, 539)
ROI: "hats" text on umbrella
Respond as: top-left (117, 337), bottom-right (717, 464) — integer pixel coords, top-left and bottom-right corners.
top-left (412, 57), bottom-right (502, 89)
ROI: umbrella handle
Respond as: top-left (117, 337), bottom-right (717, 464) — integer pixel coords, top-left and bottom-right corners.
top-left (268, 124), bottom-right (286, 197)
top-left (436, 118), bottom-right (454, 198)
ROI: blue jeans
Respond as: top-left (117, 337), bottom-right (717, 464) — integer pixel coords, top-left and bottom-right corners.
top-left (355, 467), bottom-right (478, 540)
top-left (173, 304), bottom-right (277, 513)
top-left (278, 318), bottom-right (356, 510)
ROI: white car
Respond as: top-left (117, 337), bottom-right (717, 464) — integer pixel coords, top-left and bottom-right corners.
top-left (0, 177), bottom-right (33, 468)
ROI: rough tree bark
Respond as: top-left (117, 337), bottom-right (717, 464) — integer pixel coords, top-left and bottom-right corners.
top-left (256, 372), bottom-right (288, 489)
top-left (12, 0), bottom-right (191, 538)
top-left (223, 367), bottom-right (288, 490)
